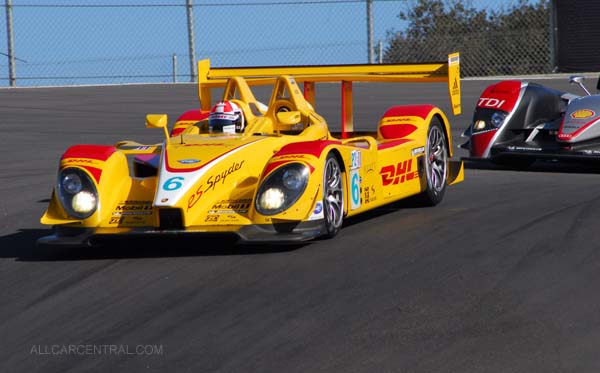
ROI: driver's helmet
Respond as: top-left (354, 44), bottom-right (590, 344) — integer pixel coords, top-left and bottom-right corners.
top-left (208, 101), bottom-right (245, 134)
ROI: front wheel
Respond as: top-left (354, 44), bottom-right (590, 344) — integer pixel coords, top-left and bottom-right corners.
top-left (322, 153), bottom-right (344, 237)
top-left (417, 118), bottom-right (448, 206)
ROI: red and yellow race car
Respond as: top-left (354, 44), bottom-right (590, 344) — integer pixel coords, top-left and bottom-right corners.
top-left (39, 54), bottom-right (464, 245)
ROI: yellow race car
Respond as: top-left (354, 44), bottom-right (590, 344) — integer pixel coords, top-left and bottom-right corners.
top-left (39, 54), bottom-right (464, 245)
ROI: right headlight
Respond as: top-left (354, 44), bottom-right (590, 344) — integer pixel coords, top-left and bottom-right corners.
top-left (490, 111), bottom-right (508, 128)
top-left (57, 167), bottom-right (98, 219)
top-left (472, 110), bottom-right (508, 133)
top-left (255, 163), bottom-right (309, 215)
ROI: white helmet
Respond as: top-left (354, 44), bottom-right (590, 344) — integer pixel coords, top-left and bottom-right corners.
top-left (208, 101), bottom-right (245, 134)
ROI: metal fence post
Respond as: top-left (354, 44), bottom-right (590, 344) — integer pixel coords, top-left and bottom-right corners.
top-left (366, 0), bottom-right (373, 64)
top-left (549, 0), bottom-right (558, 72)
top-left (186, 0), bottom-right (197, 82)
top-left (5, 0), bottom-right (16, 87)
top-left (173, 53), bottom-right (177, 83)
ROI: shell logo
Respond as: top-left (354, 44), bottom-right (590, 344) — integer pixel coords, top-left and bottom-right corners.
top-left (571, 109), bottom-right (595, 119)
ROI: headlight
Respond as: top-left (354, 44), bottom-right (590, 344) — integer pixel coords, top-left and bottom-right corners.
top-left (57, 167), bottom-right (98, 219)
top-left (490, 111), bottom-right (508, 128)
top-left (62, 173), bottom-right (82, 194)
top-left (256, 163), bottom-right (309, 215)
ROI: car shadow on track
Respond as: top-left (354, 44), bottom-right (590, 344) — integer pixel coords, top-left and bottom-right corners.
top-left (463, 159), bottom-right (600, 174)
top-left (0, 229), bottom-right (306, 262)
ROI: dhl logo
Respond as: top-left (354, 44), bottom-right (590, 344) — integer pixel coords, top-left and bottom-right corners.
top-left (61, 158), bottom-right (103, 167)
top-left (380, 159), bottom-right (419, 186)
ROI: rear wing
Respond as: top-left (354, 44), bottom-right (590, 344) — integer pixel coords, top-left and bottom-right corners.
top-left (197, 53), bottom-right (461, 134)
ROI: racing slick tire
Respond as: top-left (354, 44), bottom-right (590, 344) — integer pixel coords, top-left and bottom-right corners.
top-left (416, 117), bottom-right (448, 206)
top-left (322, 153), bottom-right (344, 238)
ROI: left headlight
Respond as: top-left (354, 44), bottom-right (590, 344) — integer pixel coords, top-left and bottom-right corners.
top-left (255, 163), bottom-right (309, 215)
top-left (57, 167), bottom-right (98, 219)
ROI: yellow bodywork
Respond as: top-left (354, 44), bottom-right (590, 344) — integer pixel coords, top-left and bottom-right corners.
top-left (40, 54), bottom-right (464, 244)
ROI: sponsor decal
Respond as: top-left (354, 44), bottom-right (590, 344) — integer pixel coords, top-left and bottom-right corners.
top-left (112, 201), bottom-right (153, 217)
top-left (205, 161), bottom-right (244, 192)
top-left (381, 116), bottom-right (419, 124)
top-left (277, 154), bottom-right (310, 160)
top-left (62, 158), bottom-right (94, 164)
top-left (161, 198), bottom-right (169, 203)
top-left (187, 184), bottom-right (204, 211)
top-left (380, 159), bottom-right (419, 186)
top-left (135, 146), bottom-right (151, 151)
top-left (452, 77), bottom-right (460, 95)
top-left (308, 201), bottom-right (324, 221)
top-left (209, 199), bottom-right (252, 214)
top-left (109, 217), bottom-right (124, 225)
top-left (478, 97), bottom-right (506, 109)
top-left (411, 146), bottom-right (425, 156)
top-left (351, 150), bottom-right (362, 170)
top-left (363, 185), bottom-right (376, 204)
top-left (571, 109), bottom-right (595, 119)
top-left (506, 146), bottom-right (542, 152)
top-left (449, 54), bottom-right (460, 66)
top-left (178, 159), bottom-right (201, 164)
top-left (187, 160), bottom-right (245, 212)
top-left (350, 170), bottom-right (361, 210)
top-left (313, 201), bottom-right (323, 215)
top-left (205, 215), bottom-right (219, 223)
top-left (61, 158), bottom-right (104, 169)
top-left (109, 215), bottom-right (150, 226)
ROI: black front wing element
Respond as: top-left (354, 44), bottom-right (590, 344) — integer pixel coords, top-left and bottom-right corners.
top-left (37, 220), bottom-right (328, 247)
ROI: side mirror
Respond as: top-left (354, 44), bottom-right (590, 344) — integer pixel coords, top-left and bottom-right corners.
top-left (146, 114), bottom-right (170, 143)
top-left (569, 75), bottom-right (584, 85)
top-left (276, 111), bottom-right (301, 125)
top-left (570, 75), bottom-right (591, 96)
top-left (146, 114), bottom-right (168, 128)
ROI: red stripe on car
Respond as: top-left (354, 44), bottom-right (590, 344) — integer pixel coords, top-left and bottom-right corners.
top-left (470, 130), bottom-right (498, 158)
top-left (379, 124), bottom-right (417, 139)
top-left (263, 160), bottom-right (315, 177)
top-left (380, 105), bottom-right (435, 119)
top-left (176, 110), bottom-right (210, 122)
top-left (61, 145), bottom-right (116, 162)
top-left (275, 140), bottom-right (341, 158)
top-left (377, 139), bottom-right (412, 150)
top-left (477, 80), bottom-right (522, 112)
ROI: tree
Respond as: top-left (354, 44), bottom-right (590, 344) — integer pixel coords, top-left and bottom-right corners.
top-left (383, 0), bottom-right (550, 76)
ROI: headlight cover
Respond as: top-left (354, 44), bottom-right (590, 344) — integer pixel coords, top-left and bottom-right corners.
top-left (255, 163), bottom-right (309, 215)
top-left (472, 109), bottom-right (509, 133)
top-left (490, 111), bottom-right (508, 128)
top-left (57, 167), bottom-right (98, 219)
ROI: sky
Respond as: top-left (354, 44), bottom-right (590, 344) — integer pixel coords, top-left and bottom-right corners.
top-left (0, 0), bottom-right (541, 86)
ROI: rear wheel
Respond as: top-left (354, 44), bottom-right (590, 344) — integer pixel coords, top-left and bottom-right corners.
top-left (418, 118), bottom-right (448, 206)
top-left (322, 153), bottom-right (344, 237)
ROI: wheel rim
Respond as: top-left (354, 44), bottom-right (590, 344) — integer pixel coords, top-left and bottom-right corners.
top-left (425, 126), bottom-right (447, 193)
top-left (323, 157), bottom-right (344, 231)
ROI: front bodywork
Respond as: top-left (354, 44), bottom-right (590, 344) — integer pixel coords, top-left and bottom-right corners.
top-left (462, 78), bottom-right (600, 163)
top-left (39, 56), bottom-right (464, 246)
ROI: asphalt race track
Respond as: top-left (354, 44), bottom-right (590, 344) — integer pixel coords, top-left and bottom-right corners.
top-left (3, 77), bottom-right (600, 372)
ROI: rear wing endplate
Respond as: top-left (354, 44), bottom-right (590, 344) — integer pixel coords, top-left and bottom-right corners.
top-left (197, 53), bottom-right (461, 135)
